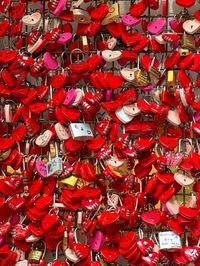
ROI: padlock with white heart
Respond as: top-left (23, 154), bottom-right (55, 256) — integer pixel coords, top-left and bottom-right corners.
top-left (120, 67), bottom-right (136, 82)
top-left (35, 130), bottom-right (52, 147)
top-left (55, 123), bottom-right (69, 141)
top-left (69, 123), bottom-right (94, 141)
top-left (22, 12), bottom-right (41, 26)
top-left (102, 49), bottom-right (122, 62)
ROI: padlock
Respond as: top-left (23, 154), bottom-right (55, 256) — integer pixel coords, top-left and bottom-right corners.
top-left (101, 3), bottom-right (120, 26)
top-left (81, 36), bottom-right (89, 53)
top-left (166, 70), bottom-right (176, 92)
top-left (46, 142), bottom-right (63, 177)
top-left (178, 48), bottom-right (190, 56)
top-left (73, 9), bottom-right (91, 24)
top-left (28, 241), bottom-right (45, 264)
top-left (69, 123), bottom-right (94, 141)
top-left (59, 175), bottom-right (78, 187)
top-left (4, 103), bottom-right (12, 123)
top-left (115, 108), bottom-right (133, 124)
top-left (134, 69), bottom-right (149, 86)
top-left (182, 32), bottom-right (196, 51)
top-left (148, 57), bottom-right (161, 79)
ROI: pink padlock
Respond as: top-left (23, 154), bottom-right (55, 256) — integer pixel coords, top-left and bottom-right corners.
top-left (56, 32), bottom-right (72, 45)
top-left (121, 14), bottom-right (141, 27)
top-left (141, 85), bottom-right (153, 92)
top-left (63, 89), bottom-right (77, 106)
top-left (88, 230), bottom-right (104, 251)
top-left (147, 18), bottom-right (166, 34)
top-left (53, 0), bottom-right (67, 16)
top-left (43, 52), bottom-right (58, 70)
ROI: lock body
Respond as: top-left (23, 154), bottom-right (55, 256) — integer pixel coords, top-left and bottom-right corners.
top-left (69, 123), bottom-right (94, 141)
top-left (101, 3), bottom-right (119, 26)
top-left (166, 70), bottom-right (176, 92)
top-left (182, 32), bottom-right (196, 51)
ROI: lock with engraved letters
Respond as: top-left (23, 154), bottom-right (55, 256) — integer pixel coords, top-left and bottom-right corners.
top-left (134, 69), bottom-right (149, 86)
top-left (69, 123), bottom-right (94, 141)
top-left (182, 32), bottom-right (196, 51)
top-left (46, 142), bottom-right (63, 177)
top-left (166, 70), bottom-right (176, 92)
top-left (148, 57), bottom-right (161, 79)
top-left (101, 2), bottom-right (120, 26)
top-left (28, 241), bottom-right (46, 264)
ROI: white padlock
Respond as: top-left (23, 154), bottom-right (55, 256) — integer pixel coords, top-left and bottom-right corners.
top-left (69, 123), bottom-right (94, 141)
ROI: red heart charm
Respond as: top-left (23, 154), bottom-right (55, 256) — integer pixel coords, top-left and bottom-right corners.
top-left (9, 1), bottom-right (26, 19)
top-left (0, 20), bottom-right (10, 37)
top-left (90, 4), bottom-right (108, 20)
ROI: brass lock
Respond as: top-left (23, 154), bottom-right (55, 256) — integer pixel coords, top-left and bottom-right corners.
top-left (59, 175), bottom-right (78, 187)
top-left (166, 70), bottom-right (176, 92)
top-left (0, 149), bottom-right (11, 161)
top-left (178, 48), bottom-right (190, 56)
top-left (149, 66), bottom-right (161, 79)
top-left (101, 3), bottom-right (120, 26)
top-left (134, 69), bottom-right (149, 86)
top-left (28, 250), bottom-right (42, 263)
top-left (182, 32), bottom-right (196, 51)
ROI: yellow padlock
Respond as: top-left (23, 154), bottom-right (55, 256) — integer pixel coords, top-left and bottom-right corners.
top-left (59, 175), bottom-right (78, 187)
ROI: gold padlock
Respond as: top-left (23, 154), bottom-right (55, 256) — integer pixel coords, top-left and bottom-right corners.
top-left (28, 241), bottom-right (45, 263)
top-left (0, 149), bottom-right (11, 161)
top-left (59, 175), bottom-right (78, 187)
top-left (28, 250), bottom-right (42, 263)
top-left (149, 66), bottom-right (161, 79)
top-left (182, 32), bottom-right (196, 51)
top-left (101, 3), bottom-right (120, 26)
top-left (134, 69), bottom-right (149, 86)
top-left (166, 70), bottom-right (176, 92)
top-left (178, 48), bottom-right (190, 56)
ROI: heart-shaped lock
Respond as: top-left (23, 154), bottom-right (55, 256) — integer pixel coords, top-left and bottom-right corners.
top-left (129, 0), bottom-right (147, 17)
top-left (137, 239), bottom-right (155, 255)
top-left (183, 19), bottom-right (200, 34)
top-left (120, 67), bottom-right (135, 82)
top-left (56, 32), bottom-right (72, 45)
top-left (88, 230), bottom-right (104, 251)
top-left (42, 213), bottom-right (59, 231)
top-left (22, 12), bottom-right (41, 26)
top-left (35, 160), bottom-right (47, 179)
top-left (63, 89), bottom-right (77, 106)
top-left (121, 14), bottom-right (141, 27)
top-left (9, 1), bottom-right (26, 19)
top-left (100, 246), bottom-right (119, 263)
top-left (107, 37), bottom-right (117, 50)
top-left (174, 171), bottom-right (194, 187)
top-left (35, 130), bottom-right (52, 147)
top-left (165, 198), bottom-right (180, 215)
top-left (141, 210), bottom-right (161, 226)
top-left (35, 196), bottom-right (53, 211)
top-left (44, 52), bottom-right (58, 70)
top-left (183, 246), bottom-right (200, 262)
top-left (55, 123), bottom-right (69, 141)
top-left (147, 18), bottom-right (166, 34)
top-left (102, 50), bottom-right (121, 62)
top-left (90, 3), bottom-right (108, 20)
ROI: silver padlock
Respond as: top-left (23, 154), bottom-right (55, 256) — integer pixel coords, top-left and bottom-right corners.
top-left (69, 123), bottom-right (94, 141)
top-left (46, 142), bottom-right (63, 177)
